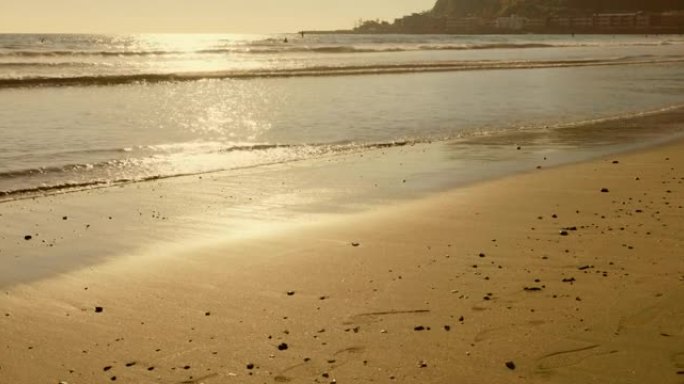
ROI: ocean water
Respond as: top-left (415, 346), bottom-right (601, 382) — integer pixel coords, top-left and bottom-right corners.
top-left (2, 33), bottom-right (684, 199)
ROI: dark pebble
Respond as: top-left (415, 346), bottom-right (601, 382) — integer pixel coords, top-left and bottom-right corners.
top-left (103, 366), bottom-right (112, 372)
top-left (95, 306), bottom-right (104, 313)
top-left (524, 287), bottom-right (543, 292)
top-left (24, 235), bottom-right (32, 241)
top-left (125, 362), bottom-right (136, 367)
top-left (351, 242), bottom-right (360, 247)
top-left (286, 291), bottom-right (295, 296)
top-left (62, 216), bottom-right (68, 220)
top-left (277, 343), bottom-right (289, 351)
top-left (562, 277), bottom-right (576, 283)
top-left (414, 326), bottom-right (426, 331)
top-left (559, 230), bottom-right (569, 236)
top-left (246, 363), bottom-right (254, 370)
top-left (601, 188), bottom-right (610, 193)
top-left (505, 361), bottom-right (516, 370)
top-left (444, 325), bottom-right (451, 331)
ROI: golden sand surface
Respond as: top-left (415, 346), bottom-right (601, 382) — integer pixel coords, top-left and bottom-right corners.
top-left (0, 139), bottom-right (682, 384)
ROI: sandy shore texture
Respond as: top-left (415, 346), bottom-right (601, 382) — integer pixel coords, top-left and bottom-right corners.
top-left (1, 138), bottom-right (683, 384)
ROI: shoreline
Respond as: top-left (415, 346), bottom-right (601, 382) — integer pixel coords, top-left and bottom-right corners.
top-left (1, 106), bottom-right (684, 288)
top-left (0, 128), bottom-right (682, 383)
top-left (3, 102), bottom-right (684, 205)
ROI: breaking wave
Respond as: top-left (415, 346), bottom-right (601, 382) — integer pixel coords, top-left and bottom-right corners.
top-left (0, 140), bottom-right (417, 200)
top-left (2, 56), bottom-right (682, 88)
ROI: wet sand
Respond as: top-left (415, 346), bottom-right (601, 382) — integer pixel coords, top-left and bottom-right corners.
top-left (0, 138), bottom-right (683, 383)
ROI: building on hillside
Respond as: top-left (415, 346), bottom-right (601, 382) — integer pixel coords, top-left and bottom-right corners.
top-left (494, 15), bottom-right (545, 31)
top-left (635, 13), bottom-right (651, 27)
top-left (495, 15), bottom-right (526, 30)
top-left (525, 18), bottom-right (546, 29)
top-left (547, 12), bottom-right (658, 31)
top-left (571, 17), bottom-right (594, 28)
top-left (549, 17), bottom-right (571, 28)
top-left (594, 13), bottom-right (639, 29)
top-left (656, 12), bottom-right (684, 28)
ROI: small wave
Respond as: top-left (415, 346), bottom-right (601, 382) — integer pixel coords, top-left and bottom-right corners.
top-left (0, 140), bottom-right (417, 179)
top-left (0, 159), bottom-right (130, 180)
top-left (2, 57), bottom-right (683, 88)
top-left (0, 43), bottom-right (579, 58)
top-left (0, 61), bottom-right (105, 68)
top-left (0, 180), bottom-right (112, 198)
top-left (0, 49), bottom-right (187, 58)
top-left (3, 39), bottom-right (681, 59)
top-left (418, 43), bottom-right (558, 50)
top-left (0, 174), bottom-right (195, 200)
top-left (0, 139), bottom-right (419, 200)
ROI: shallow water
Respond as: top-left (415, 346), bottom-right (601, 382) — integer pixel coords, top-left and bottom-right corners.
top-left (1, 33), bottom-right (684, 199)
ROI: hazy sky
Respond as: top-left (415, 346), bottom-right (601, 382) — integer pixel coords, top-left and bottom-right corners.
top-left (1, 0), bottom-right (436, 33)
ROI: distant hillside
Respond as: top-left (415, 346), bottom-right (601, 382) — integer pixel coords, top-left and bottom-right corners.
top-left (350, 0), bottom-right (684, 34)
top-left (431, 0), bottom-right (684, 18)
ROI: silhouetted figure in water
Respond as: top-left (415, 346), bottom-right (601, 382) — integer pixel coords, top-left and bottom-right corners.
top-left (283, 37), bottom-right (288, 43)
top-left (300, 31), bottom-right (305, 38)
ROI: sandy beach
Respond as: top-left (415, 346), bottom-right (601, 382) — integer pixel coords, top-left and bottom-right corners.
top-left (0, 133), bottom-right (682, 383)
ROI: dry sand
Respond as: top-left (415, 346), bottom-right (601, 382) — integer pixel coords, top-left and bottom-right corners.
top-left (0, 138), bottom-right (683, 384)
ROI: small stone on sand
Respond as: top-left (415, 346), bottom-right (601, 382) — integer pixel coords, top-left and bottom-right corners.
top-left (505, 361), bottom-right (516, 370)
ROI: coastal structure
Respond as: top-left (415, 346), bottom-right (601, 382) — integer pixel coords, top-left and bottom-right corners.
top-left (356, 11), bottom-right (684, 34)
top-left (353, 0), bottom-right (684, 34)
